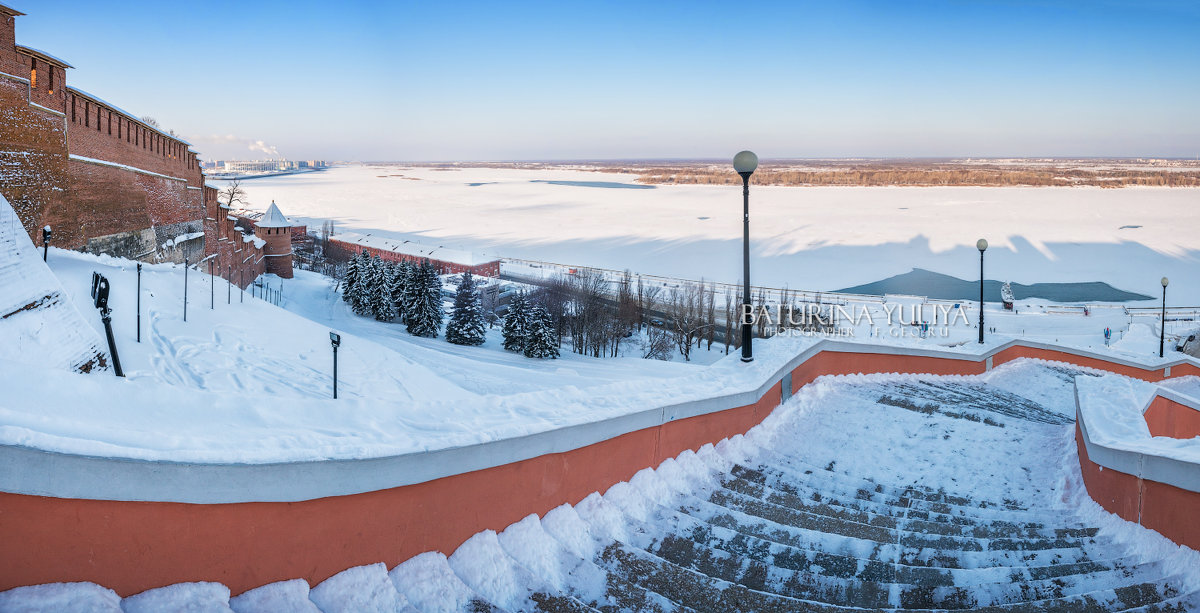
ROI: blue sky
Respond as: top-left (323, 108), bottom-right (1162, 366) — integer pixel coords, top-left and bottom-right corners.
top-left (15, 1), bottom-right (1200, 161)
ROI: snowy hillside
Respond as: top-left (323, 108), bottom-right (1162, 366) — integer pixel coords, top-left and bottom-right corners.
top-left (0, 196), bottom-right (109, 374)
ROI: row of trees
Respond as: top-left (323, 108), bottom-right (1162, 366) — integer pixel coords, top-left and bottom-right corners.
top-left (339, 254), bottom-right (828, 363)
top-left (628, 167), bottom-right (1200, 188)
top-left (501, 293), bottom-right (559, 359)
top-left (341, 253), bottom-right (444, 337)
top-left (339, 253), bottom-right (559, 358)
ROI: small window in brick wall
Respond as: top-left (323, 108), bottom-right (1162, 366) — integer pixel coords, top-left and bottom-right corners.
top-left (29, 58), bottom-right (36, 89)
top-left (48, 66), bottom-right (54, 94)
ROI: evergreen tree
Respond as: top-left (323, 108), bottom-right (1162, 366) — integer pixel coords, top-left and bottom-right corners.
top-left (350, 254), bottom-right (375, 317)
top-left (368, 258), bottom-right (397, 321)
top-left (402, 260), bottom-right (424, 325)
top-left (523, 304), bottom-right (560, 359)
top-left (446, 272), bottom-right (487, 346)
top-left (502, 292), bottom-right (531, 353)
top-left (406, 260), bottom-right (443, 338)
top-left (390, 261), bottom-right (410, 323)
top-left (341, 251), bottom-right (364, 303)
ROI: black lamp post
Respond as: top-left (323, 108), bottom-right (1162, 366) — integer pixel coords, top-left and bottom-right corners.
top-left (41, 225), bottom-right (51, 262)
top-left (90, 272), bottom-right (123, 377)
top-left (329, 331), bottom-right (341, 399)
top-left (734, 150), bottom-right (758, 363)
top-left (183, 257), bottom-right (189, 322)
top-left (136, 263), bottom-right (142, 343)
top-left (1160, 276), bottom-right (1169, 358)
top-left (977, 238), bottom-right (988, 344)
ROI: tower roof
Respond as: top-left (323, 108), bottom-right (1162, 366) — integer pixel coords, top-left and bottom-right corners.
top-left (257, 201), bottom-right (291, 228)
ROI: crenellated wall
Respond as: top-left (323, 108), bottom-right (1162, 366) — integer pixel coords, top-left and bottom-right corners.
top-left (0, 3), bottom-right (208, 263)
top-left (325, 237), bottom-right (501, 277)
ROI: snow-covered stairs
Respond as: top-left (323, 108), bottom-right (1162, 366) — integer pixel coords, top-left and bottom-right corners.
top-left (393, 362), bottom-right (1197, 612)
top-left (4, 361), bottom-right (1199, 612)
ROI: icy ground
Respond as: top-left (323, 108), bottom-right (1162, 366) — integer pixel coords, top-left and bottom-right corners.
top-left (217, 165), bottom-right (1200, 305)
top-left (7, 360), bottom-right (1198, 611)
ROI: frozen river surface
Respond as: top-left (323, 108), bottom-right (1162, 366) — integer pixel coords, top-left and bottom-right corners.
top-left (218, 165), bottom-right (1200, 305)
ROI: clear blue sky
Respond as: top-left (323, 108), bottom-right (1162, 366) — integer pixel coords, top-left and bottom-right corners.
top-left (14, 1), bottom-right (1200, 161)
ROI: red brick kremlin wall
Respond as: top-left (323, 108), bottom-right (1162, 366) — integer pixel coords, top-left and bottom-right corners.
top-left (0, 3), bottom-right (207, 264)
top-left (325, 238), bottom-right (501, 277)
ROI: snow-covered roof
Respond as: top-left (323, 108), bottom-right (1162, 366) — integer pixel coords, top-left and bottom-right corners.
top-left (257, 201), bottom-right (291, 228)
top-left (14, 45), bottom-right (71, 68)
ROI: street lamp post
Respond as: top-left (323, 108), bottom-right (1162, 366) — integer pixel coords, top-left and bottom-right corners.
top-left (41, 226), bottom-right (51, 262)
top-left (1160, 277), bottom-right (1169, 358)
top-left (329, 331), bottom-right (341, 399)
top-left (977, 239), bottom-right (988, 344)
top-left (733, 150), bottom-right (758, 363)
top-left (136, 263), bottom-right (142, 343)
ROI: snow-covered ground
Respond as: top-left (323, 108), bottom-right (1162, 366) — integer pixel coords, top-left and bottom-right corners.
top-left (1, 242), bottom-right (1189, 464)
top-left (216, 165), bottom-right (1200, 305)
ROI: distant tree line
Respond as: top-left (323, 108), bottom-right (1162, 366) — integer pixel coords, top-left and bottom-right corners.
top-left (626, 167), bottom-right (1200, 188)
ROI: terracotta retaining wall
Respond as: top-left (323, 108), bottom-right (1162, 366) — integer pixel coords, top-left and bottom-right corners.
top-left (1075, 420), bottom-right (1200, 550)
top-left (1144, 395), bottom-right (1200, 440)
top-left (2, 341), bottom-right (1198, 596)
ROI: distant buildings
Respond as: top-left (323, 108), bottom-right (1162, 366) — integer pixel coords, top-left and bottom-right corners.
top-left (208, 160), bottom-right (328, 173)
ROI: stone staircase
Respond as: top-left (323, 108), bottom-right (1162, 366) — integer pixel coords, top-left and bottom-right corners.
top-left (385, 364), bottom-right (1197, 612)
top-left (4, 362), bottom-right (1197, 612)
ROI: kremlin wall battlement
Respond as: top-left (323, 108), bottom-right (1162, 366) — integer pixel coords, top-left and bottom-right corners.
top-left (0, 3), bottom-right (292, 282)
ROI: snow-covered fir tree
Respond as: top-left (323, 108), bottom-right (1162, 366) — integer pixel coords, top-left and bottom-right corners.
top-left (349, 254), bottom-right (375, 316)
top-left (523, 303), bottom-right (560, 359)
top-left (405, 260), bottom-right (443, 338)
top-left (390, 261), bottom-right (410, 323)
top-left (446, 272), bottom-right (487, 346)
top-left (401, 261), bottom-right (424, 325)
top-left (502, 292), bottom-right (531, 353)
top-left (341, 251), bottom-right (365, 304)
top-left (367, 258), bottom-right (397, 321)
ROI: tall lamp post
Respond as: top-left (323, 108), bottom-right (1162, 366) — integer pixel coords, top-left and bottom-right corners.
top-left (1160, 276), bottom-right (1169, 358)
top-left (734, 150), bottom-right (758, 363)
top-left (329, 331), bottom-right (341, 399)
top-left (41, 225), bottom-right (51, 262)
top-left (977, 239), bottom-right (988, 344)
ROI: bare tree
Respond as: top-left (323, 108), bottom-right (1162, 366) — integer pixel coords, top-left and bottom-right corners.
top-left (724, 291), bottom-right (735, 355)
top-left (219, 179), bottom-right (249, 209)
top-left (140, 116), bottom-right (161, 128)
top-left (755, 286), bottom-right (770, 338)
top-left (704, 281), bottom-right (717, 351)
top-left (666, 281), bottom-right (710, 362)
top-left (642, 326), bottom-right (674, 360)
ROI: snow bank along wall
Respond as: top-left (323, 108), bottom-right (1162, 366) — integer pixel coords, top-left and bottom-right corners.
top-left (0, 4), bottom-right (209, 264)
top-left (1, 340), bottom-right (1198, 597)
top-left (1075, 384), bottom-right (1200, 550)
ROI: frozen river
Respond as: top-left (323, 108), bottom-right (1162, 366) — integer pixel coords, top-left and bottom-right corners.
top-left (217, 165), bottom-right (1200, 305)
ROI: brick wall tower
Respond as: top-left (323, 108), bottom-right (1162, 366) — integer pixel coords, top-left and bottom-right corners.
top-left (253, 201), bottom-right (293, 278)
